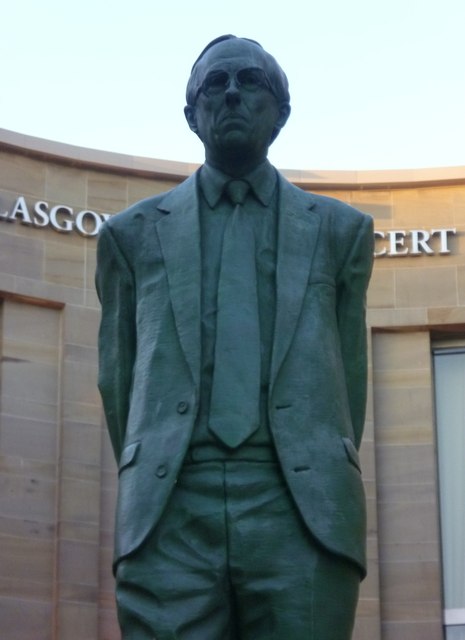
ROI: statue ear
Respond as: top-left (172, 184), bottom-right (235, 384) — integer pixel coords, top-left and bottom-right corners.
top-left (276, 103), bottom-right (291, 130)
top-left (184, 105), bottom-right (198, 134)
top-left (270, 103), bottom-right (291, 143)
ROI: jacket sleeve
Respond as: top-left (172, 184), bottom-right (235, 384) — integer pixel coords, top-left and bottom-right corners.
top-left (95, 222), bottom-right (136, 462)
top-left (335, 213), bottom-right (374, 450)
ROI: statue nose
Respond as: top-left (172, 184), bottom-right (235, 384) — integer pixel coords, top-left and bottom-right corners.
top-left (225, 80), bottom-right (241, 105)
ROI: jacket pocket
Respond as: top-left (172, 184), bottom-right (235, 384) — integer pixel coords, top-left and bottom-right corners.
top-left (308, 271), bottom-right (336, 287)
top-left (342, 437), bottom-right (362, 473)
top-left (118, 441), bottom-right (140, 474)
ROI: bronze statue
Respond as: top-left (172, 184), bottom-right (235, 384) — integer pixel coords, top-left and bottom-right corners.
top-left (96, 35), bottom-right (374, 639)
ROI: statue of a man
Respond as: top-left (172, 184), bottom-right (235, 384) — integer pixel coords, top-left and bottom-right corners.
top-left (96, 35), bottom-right (374, 639)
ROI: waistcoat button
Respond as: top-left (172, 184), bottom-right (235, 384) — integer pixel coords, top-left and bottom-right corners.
top-left (156, 465), bottom-right (167, 478)
top-left (177, 401), bottom-right (189, 414)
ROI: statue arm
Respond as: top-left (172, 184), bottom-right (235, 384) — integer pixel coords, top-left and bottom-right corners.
top-left (95, 223), bottom-right (136, 462)
top-left (336, 213), bottom-right (374, 450)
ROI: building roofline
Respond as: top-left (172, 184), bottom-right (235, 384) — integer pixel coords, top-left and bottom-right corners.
top-left (1, 128), bottom-right (465, 190)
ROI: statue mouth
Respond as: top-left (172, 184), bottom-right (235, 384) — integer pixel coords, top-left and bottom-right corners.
top-left (219, 111), bottom-right (247, 124)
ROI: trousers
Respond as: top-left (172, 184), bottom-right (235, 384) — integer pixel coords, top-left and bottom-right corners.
top-left (115, 460), bottom-right (360, 639)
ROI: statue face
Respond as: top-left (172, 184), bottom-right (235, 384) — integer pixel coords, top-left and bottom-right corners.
top-left (185, 39), bottom-right (289, 172)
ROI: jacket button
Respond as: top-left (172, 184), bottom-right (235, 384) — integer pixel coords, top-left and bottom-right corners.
top-left (156, 465), bottom-right (167, 478)
top-left (177, 401), bottom-right (189, 414)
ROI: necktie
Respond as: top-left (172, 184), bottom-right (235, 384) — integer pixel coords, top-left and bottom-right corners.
top-left (208, 180), bottom-right (261, 448)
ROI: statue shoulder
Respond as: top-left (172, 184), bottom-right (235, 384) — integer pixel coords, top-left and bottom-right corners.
top-left (305, 191), bottom-right (373, 244)
top-left (100, 172), bottom-right (198, 240)
top-left (307, 191), bottom-right (370, 225)
top-left (277, 175), bottom-right (372, 242)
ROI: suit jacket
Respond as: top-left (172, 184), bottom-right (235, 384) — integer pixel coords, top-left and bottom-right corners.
top-left (96, 169), bottom-right (374, 576)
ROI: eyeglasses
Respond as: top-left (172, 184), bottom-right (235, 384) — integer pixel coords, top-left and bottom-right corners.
top-left (198, 67), bottom-right (275, 100)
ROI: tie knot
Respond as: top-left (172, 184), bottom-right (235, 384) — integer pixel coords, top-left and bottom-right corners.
top-left (226, 180), bottom-right (249, 206)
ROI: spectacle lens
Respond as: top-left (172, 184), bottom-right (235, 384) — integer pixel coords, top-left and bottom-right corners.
top-left (201, 68), bottom-right (272, 97)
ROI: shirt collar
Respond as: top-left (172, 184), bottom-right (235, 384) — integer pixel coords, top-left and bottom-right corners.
top-left (199, 160), bottom-right (277, 208)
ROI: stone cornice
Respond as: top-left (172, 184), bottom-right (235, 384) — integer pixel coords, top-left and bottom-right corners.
top-left (1, 128), bottom-right (465, 190)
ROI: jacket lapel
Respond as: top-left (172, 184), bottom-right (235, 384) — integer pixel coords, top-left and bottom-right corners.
top-left (270, 177), bottom-right (321, 389)
top-left (153, 170), bottom-right (320, 394)
top-left (155, 173), bottom-right (201, 388)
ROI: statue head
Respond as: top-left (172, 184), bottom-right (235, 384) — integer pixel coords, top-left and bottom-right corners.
top-left (184, 35), bottom-right (291, 175)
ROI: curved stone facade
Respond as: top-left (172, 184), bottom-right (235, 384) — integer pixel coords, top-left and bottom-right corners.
top-left (1, 128), bottom-right (464, 640)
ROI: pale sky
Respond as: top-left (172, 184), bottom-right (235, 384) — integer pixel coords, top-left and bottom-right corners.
top-left (2, 0), bottom-right (465, 171)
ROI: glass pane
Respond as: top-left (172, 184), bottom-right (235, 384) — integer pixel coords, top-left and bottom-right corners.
top-left (446, 626), bottom-right (465, 640)
top-left (434, 352), bottom-right (465, 612)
